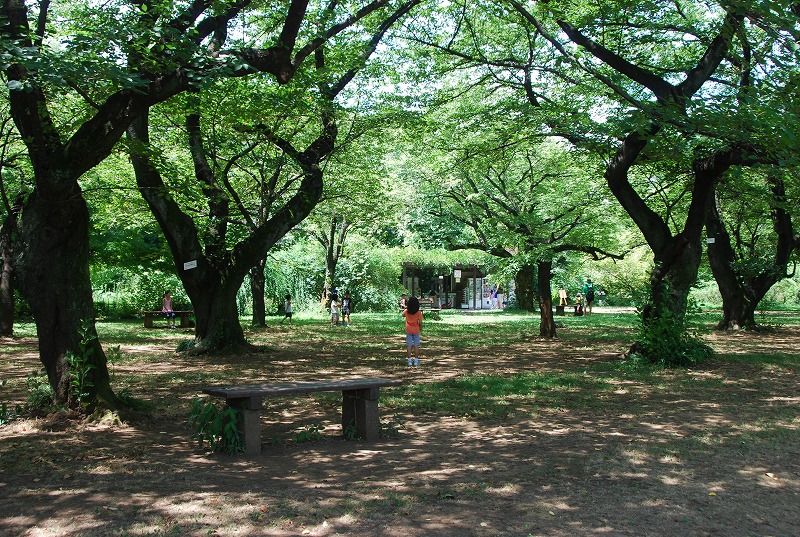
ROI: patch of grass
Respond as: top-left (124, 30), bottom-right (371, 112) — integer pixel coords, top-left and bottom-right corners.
top-left (383, 371), bottom-right (612, 419)
top-left (716, 352), bottom-right (800, 369)
top-left (292, 423), bottom-right (323, 443)
top-left (5, 322), bottom-right (37, 338)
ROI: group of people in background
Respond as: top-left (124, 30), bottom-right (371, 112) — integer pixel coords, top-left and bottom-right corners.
top-left (325, 289), bottom-right (353, 327)
top-left (489, 285), bottom-right (503, 309)
top-left (558, 278), bottom-right (596, 316)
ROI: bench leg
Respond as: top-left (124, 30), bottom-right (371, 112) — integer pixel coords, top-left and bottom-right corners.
top-left (228, 396), bottom-right (263, 455)
top-left (144, 313), bottom-right (153, 328)
top-left (342, 388), bottom-right (381, 441)
top-left (178, 312), bottom-right (191, 328)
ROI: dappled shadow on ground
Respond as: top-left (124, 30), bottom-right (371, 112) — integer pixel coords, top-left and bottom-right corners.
top-left (0, 320), bottom-right (798, 536)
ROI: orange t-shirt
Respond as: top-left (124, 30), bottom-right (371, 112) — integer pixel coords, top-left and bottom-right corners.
top-left (403, 310), bottom-right (423, 335)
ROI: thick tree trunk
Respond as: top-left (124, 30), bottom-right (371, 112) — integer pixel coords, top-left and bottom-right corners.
top-left (705, 196), bottom-right (756, 330)
top-left (15, 188), bottom-right (116, 408)
top-left (190, 273), bottom-right (248, 353)
top-left (515, 263), bottom-right (536, 312)
top-left (250, 259), bottom-right (266, 326)
top-left (706, 180), bottom-right (795, 331)
top-left (643, 237), bottom-right (703, 324)
top-left (0, 198), bottom-right (21, 336)
top-left (129, 109), bottom-right (327, 352)
top-left (536, 260), bottom-right (557, 338)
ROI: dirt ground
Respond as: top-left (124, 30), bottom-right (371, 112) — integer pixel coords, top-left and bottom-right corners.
top-left (0, 321), bottom-right (799, 537)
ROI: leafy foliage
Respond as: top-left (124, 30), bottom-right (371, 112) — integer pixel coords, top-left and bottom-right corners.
top-left (25, 369), bottom-right (54, 412)
top-left (292, 423), bottom-right (324, 443)
top-left (93, 267), bottom-right (189, 318)
top-left (64, 321), bottom-right (99, 408)
top-left (188, 398), bottom-right (244, 455)
top-left (634, 297), bottom-right (715, 368)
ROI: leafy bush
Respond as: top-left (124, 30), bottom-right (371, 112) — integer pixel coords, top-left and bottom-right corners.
top-left (635, 301), bottom-right (714, 367)
top-left (292, 423), bottom-right (323, 443)
top-left (25, 370), bottom-right (53, 411)
top-left (92, 267), bottom-right (189, 318)
top-left (65, 351), bottom-right (95, 408)
top-left (176, 338), bottom-right (197, 353)
top-left (188, 398), bottom-right (244, 455)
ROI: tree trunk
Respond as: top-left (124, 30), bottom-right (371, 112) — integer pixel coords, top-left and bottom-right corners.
top-left (190, 273), bottom-right (247, 353)
top-left (15, 187), bottom-right (117, 408)
top-left (706, 179), bottom-right (795, 331)
top-left (705, 194), bottom-right (754, 330)
top-left (536, 260), bottom-right (557, 338)
top-left (0, 196), bottom-right (21, 336)
top-left (607, 126), bottom-right (745, 331)
top-left (318, 216), bottom-right (348, 298)
top-left (130, 114), bottom-right (250, 352)
top-left (250, 259), bottom-right (266, 326)
top-left (515, 263), bottom-right (536, 312)
top-left (643, 236), bottom-right (704, 324)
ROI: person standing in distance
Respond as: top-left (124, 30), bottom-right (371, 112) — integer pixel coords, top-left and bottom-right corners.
top-left (582, 278), bottom-right (595, 315)
top-left (341, 290), bottom-right (353, 327)
top-left (402, 296), bottom-right (423, 366)
top-left (280, 294), bottom-right (292, 324)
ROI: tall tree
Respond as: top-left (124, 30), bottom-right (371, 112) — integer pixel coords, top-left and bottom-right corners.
top-left (426, 134), bottom-right (623, 336)
top-left (129, 1), bottom-right (422, 352)
top-left (706, 171), bottom-right (798, 330)
top-left (405, 1), bottom-right (800, 360)
top-left (0, 0), bottom-right (413, 407)
top-left (305, 113), bottom-right (397, 302)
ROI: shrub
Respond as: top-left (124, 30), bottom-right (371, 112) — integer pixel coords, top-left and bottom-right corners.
top-left (188, 398), bottom-right (244, 455)
top-left (635, 300), bottom-right (714, 367)
top-left (25, 370), bottom-right (53, 411)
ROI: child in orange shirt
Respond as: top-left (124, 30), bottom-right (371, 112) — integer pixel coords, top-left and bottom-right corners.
top-left (402, 296), bottom-right (423, 366)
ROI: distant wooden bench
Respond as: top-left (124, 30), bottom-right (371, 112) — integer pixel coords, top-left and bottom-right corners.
top-left (202, 377), bottom-right (403, 455)
top-left (142, 310), bottom-right (193, 328)
top-left (555, 305), bottom-right (583, 316)
top-left (418, 297), bottom-right (441, 318)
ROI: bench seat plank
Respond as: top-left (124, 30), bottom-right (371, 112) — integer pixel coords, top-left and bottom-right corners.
top-left (203, 378), bottom-right (401, 399)
top-left (142, 310), bottom-right (193, 328)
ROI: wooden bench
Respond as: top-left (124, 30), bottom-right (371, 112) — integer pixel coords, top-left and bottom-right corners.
top-left (142, 310), bottom-right (193, 328)
top-left (202, 377), bottom-right (403, 455)
top-left (418, 297), bottom-right (441, 319)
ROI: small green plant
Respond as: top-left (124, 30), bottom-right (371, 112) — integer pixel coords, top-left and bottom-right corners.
top-left (292, 423), bottom-right (323, 443)
top-left (188, 398), bottom-right (244, 455)
top-left (343, 418), bottom-right (358, 440)
top-left (106, 345), bottom-right (122, 380)
top-left (65, 350), bottom-right (95, 408)
top-left (64, 319), bottom-right (102, 408)
top-left (25, 369), bottom-right (53, 411)
top-left (176, 339), bottom-right (197, 353)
